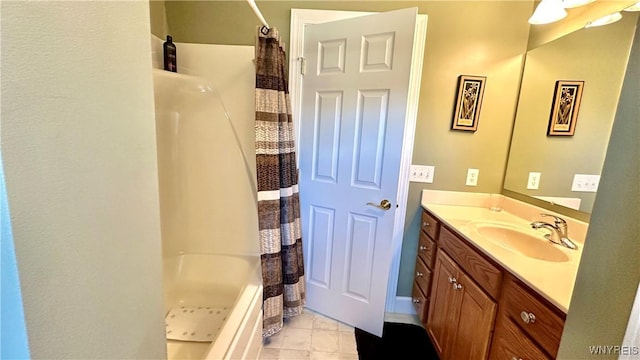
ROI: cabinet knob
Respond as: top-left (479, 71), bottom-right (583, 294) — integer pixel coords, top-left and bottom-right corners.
top-left (511, 357), bottom-right (523, 360)
top-left (454, 283), bottom-right (463, 290)
top-left (413, 298), bottom-right (420, 304)
top-left (423, 222), bottom-right (430, 227)
top-left (416, 271), bottom-right (423, 277)
top-left (448, 276), bottom-right (457, 284)
top-left (520, 311), bottom-right (536, 324)
top-left (419, 245), bottom-right (427, 251)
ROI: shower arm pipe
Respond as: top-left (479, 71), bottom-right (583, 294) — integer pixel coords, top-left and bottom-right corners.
top-left (246, 0), bottom-right (270, 31)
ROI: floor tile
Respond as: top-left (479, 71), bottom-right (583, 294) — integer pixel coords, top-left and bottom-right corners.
top-left (313, 314), bottom-right (338, 331)
top-left (285, 310), bottom-right (314, 329)
top-left (338, 353), bottom-right (358, 359)
top-left (338, 322), bottom-right (354, 332)
top-left (282, 328), bottom-right (312, 351)
top-left (259, 347), bottom-right (281, 359)
top-left (311, 329), bottom-right (339, 353)
top-left (264, 329), bottom-right (285, 349)
top-left (338, 332), bottom-right (357, 354)
top-left (261, 308), bottom-right (361, 359)
top-left (310, 351), bottom-right (339, 360)
top-left (279, 349), bottom-right (310, 359)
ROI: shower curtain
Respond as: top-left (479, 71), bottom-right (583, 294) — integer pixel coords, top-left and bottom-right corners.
top-left (255, 27), bottom-right (306, 338)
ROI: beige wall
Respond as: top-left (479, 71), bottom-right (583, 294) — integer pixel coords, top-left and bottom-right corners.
top-left (164, 0), bottom-right (532, 297)
top-left (1, 2), bottom-right (166, 358)
top-left (558, 21), bottom-right (640, 359)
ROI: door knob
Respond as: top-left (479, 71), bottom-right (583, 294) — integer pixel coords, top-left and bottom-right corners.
top-left (366, 199), bottom-right (392, 210)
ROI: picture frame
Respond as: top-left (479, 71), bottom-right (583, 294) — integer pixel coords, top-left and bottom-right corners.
top-left (547, 80), bottom-right (584, 136)
top-left (451, 75), bottom-right (486, 132)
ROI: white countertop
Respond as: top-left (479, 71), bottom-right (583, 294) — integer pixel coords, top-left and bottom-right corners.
top-left (421, 191), bottom-right (587, 314)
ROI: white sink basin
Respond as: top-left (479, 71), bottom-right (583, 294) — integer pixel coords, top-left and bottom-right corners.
top-left (470, 222), bottom-right (570, 262)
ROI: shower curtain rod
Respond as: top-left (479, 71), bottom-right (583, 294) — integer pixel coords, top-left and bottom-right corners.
top-left (246, 0), bottom-right (271, 34)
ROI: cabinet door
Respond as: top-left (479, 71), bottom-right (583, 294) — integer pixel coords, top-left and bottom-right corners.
top-left (501, 276), bottom-right (565, 358)
top-left (417, 230), bottom-right (437, 269)
top-left (411, 281), bottom-right (428, 323)
top-left (448, 271), bottom-right (497, 360)
top-left (489, 315), bottom-right (551, 360)
top-left (426, 251), bottom-right (460, 357)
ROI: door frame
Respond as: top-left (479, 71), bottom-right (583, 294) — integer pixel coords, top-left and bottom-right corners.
top-left (289, 8), bottom-right (428, 313)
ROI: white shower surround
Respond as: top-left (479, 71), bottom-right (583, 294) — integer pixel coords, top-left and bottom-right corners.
top-left (163, 254), bottom-right (262, 360)
top-left (152, 37), bottom-right (262, 359)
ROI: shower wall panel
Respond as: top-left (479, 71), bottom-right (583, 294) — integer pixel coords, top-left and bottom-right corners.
top-left (154, 42), bottom-right (258, 258)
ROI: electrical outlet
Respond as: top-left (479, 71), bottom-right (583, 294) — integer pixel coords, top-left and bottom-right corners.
top-left (409, 165), bottom-right (435, 183)
top-left (465, 168), bottom-right (479, 186)
top-left (571, 174), bottom-right (600, 192)
top-left (527, 172), bottom-right (541, 190)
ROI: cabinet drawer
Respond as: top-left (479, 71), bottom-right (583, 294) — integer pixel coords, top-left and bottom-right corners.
top-left (411, 281), bottom-right (428, 323)
top-left (489, 314), bottom-right (551, 360)
top-left (421, 211), bottom-right (439, 240)
top-left (439, 227), bottom-right (503, 299)
top-left (417, 231), bottom-right (437, 269)
top-left (501, 276), bottom-right (565, 358)
top-left (414, 257), bottom-right (433, 298)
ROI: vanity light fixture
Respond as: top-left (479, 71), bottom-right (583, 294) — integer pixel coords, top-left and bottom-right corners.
top-left (529, 0), bottom-right (568, 25)
top-left (623, 1), bottom-right (640, 11)
top-left (562, 0), bottom-right (595, 8)
top-left (585, 12), bottom-right (623, 28)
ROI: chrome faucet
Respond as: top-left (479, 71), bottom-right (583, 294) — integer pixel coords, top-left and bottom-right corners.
top-left (531, 213), bottom-right (578, 250)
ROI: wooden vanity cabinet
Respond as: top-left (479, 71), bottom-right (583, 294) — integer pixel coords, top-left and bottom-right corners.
top-left (427, 235), bottom-right (498, 360)
top-left (489, 275), bottom-right (566, 359)
top-left (415, 208), bottom-right (567, 360)
top-left (489, 314), bottom-right (552, 360)
top-left (411, 211), bottom-right (439, 322)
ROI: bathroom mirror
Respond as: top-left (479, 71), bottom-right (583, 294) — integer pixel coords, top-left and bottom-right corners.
top-left (503, 11), bottom-right (638, 215)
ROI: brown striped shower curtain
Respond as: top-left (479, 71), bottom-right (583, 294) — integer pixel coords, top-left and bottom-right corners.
top-left (255, 27), bottom-right (306, 338)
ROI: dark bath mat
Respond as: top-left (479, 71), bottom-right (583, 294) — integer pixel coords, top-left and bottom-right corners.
top-left (355, 322), bottom-right (439, 360)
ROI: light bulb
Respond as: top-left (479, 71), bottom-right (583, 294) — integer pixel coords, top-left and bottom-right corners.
top-left (585, 12), bottom-right (623, 28)
top-left (529, 0), bottom-right (568, 25)
top-left (624, 2), bottom-right (640, 11)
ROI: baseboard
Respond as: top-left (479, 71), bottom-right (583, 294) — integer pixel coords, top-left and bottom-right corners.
top-left (392, 296), bottom-right (418, 315)
top-left (385, 298), bottom-right (421, 326)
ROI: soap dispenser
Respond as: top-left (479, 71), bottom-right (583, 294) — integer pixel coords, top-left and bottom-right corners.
top-left (163, 35), bottom-right (177, 72)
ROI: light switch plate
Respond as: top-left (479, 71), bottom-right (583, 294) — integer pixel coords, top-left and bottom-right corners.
top-left (465, 168), bottom-right (479, 186)
top-left (571, 174), bottom-right (600, 192)
top-left (410, 165), bottom-right (435, 183)
top-left (527, 172), bottom-right (541, 190)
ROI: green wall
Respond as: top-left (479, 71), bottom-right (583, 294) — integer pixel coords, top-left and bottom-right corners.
top-left (557, 22), bottom-right (640, 359)
top-left (150, 0), bottom-right (169, 38)
top-left (163, 0), bottom-right (532, 298)
top-left (2, 2), bottom-right (166, 358)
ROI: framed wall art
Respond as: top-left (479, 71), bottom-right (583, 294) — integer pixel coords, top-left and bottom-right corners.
top-left (547, 80), bottom-right (584, 136)
top-left (451, 75), bottom-right (486, 132)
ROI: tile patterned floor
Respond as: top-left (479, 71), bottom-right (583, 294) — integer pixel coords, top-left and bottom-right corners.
top-left (259, 308), bottom-right (359, 360)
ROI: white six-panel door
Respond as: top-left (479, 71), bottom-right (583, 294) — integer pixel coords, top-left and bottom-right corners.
top-left (298, 7), bottom-right (419, 336)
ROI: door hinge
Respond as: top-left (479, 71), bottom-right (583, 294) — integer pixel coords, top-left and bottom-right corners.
top-left (299, 57), bottom-right (306, 75)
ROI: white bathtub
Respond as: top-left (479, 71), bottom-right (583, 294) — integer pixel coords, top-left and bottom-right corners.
top-left (163, 254), bottom-right (263, 360)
